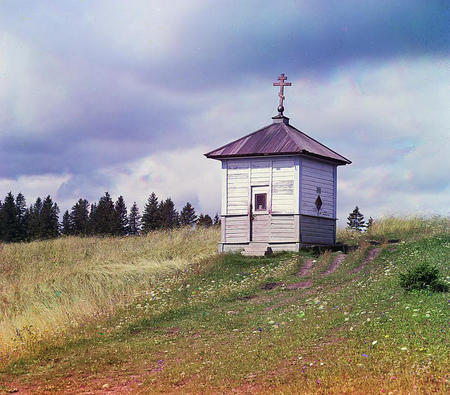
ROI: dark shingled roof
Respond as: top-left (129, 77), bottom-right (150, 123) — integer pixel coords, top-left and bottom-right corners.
top-left (205, 117), bottom-right (351, 165)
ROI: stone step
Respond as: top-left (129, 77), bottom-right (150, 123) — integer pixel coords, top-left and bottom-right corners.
top-left (241, 245), bottom-right (272, 257)
top-left (241, 250), bottom-right (267, 257)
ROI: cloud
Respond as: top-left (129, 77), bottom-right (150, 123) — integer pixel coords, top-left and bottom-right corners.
top-left (0, 2), bottom-right (448, 220)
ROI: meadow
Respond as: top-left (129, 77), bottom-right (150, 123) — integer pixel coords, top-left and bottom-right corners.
top-left (0, 216), bottom-right (449, 394)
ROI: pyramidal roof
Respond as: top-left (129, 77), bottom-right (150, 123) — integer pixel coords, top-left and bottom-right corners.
top-left (205, 116), bottom-right (351, 165)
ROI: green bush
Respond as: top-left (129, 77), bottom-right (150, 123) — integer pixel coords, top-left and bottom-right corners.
top-left (399, 262), bottom-right (449, 292)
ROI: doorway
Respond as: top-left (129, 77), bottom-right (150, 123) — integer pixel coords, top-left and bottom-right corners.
top-left (250, 186), bottom-right (270, 242)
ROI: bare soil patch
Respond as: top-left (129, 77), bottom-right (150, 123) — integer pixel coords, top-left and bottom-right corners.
top-left (352, 248), bottom-right (382, 273)
top-left (285, 281), bottom-right (313, 290)
top-left (260, 282), bottom-right (283, 290)
top-left (296, 259), bottom-right (313, 277)
top-left (322, 254), bottom-right (346, 276)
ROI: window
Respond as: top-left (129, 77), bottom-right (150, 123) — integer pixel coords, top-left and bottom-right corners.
top-left (315, 195), bottom-right (323, 211)
top-left (255, 193), bottom-right (267, 211)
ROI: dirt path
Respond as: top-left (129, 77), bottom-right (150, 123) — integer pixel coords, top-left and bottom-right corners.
top-left (297, 258), bottom-right (314, 277)
top-left (322, 254), bottom-right (346, 276)
top-left (352, 248), bottom-right (382, 273)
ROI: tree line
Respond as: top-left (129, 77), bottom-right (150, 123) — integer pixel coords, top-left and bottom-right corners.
top-left (0, 191), bottom-right (220, 242)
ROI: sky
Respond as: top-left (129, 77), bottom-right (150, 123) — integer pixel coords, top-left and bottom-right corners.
top-left (0, 0), bottom-right (449, 225)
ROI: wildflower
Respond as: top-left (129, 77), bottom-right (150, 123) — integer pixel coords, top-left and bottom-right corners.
top-left (372, 340), bottom-right (378, 346)
top-left (401, 347), bottom-right (408, 351)
top-left (361, 353), bottom-right (368, 358)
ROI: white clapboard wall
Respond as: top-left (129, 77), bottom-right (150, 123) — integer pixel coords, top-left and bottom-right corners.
top-left (221, 156), bottom-right (336, 245)
top-left (300, 157), bottom-right (336, 218)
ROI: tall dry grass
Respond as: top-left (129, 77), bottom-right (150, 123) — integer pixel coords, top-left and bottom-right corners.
top-left (0, 227), bottom-right (219, 360)
top-left (337, 215), bottom-right (449, 245)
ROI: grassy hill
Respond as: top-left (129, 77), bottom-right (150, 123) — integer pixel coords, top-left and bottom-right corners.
top-left (0, 217), bottom-right (449, 394)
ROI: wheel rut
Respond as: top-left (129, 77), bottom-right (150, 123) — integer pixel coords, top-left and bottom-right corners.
top-left (322, 253), bottom-right (346, 276)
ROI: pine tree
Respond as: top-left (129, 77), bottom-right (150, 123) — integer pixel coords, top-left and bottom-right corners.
top-left (114, 196), bottom-right (128, 235)
top-left (92, 192), bottom-right (116, 235)
top-left (347, 206), bottom-right (366, 231)
top-left (128, 202), bottom-right (141, 235)
top-left (0, 199), bottom-right (3, 241)
top-left (0, 192), bottom-right (18, 242)
top-left (142, 192), bottom-right (161, 232)
top-left (15, 193), bottom-right (27, 241)
top-left (197, 213), bottom-right (213, 227)
top-left (61, 210), bottom-right (72, 235)
top-left (213, 213), bottom-right (221, 226)
top-left (28, 197), bottom-right (43, 240)
top-left (159, 198), bottom-right (178, 229)
top-left (179, 202), bottom-right (196, 226)
top-left (70, 198), bottom-right (90, 235)
top-left (87, 203), bottom-right (97, 234)
top-left (367, 217), bottom-right (374, 229)
top-left (39, 196), bottom-right (59, 239)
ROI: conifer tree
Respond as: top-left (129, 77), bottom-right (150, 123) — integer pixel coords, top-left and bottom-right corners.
top-left (179, 202), bottom-right (196, 226)
top-left (366, 217), bottom-right (374, 229)
top-left (213, 213), bottom-right (221, 226)
top-left (15, 193), bottom-right (27, 241)
top-left (70, 198), bottom-right (90, 235)
top-left (61, 210), bottom-right (72, 235)
top-left (39, 196), bottom-right (59, 239)
top-left (92, 192), bottom-right (116, 235)
top-left (142, 192), bottom-right (160, 232)
top-left (347, 206), bottom-right (365, 231)
top-left (0, 199), bottom-right (3, 240)
top-left (197, 213), bottom-right (213, 227)
top-left (28, 197), bottom-right (43, 240)
top-left (0, 192), bottom-right (18, 242)
top-left (114, 195), bottom-right (128, 235)
top-left (159, 198), bottom-right (178, 229)
top-left (128, 202), bottom-right (141, 235)
top-left (87, 203), bottom-right (97, 234)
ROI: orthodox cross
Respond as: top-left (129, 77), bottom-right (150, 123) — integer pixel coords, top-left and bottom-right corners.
top-left (273, 73), bottom-right (292, 115)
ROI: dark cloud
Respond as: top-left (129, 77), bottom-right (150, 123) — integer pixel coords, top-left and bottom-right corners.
top-left (0, 0), bottom-right (448, 215)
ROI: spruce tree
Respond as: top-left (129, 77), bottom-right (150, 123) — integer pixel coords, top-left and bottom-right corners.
top-left (347, 206), bottom-right (366, 231)
top-left (128, 202), bottom-right (141, 235)
top-left (39, 196), bottom-right (59, 239)
top-left (197, 213), bottom-right (213, 227)
top-left (367, 217), bottom-right (374, 229)
top-left (87, 203), bottom-right (97, 234)
top-left (93, 192), bottom-right (116, 235)
top-left (15, 193), bottom-right (27, 241)
top-left (27, 197), bottom-right (43, 240)
top-left (70, 198), bottom-right (90, 235)
top-left (0, 192), bottom-right (18, 242)
top-left (0, 199), bottom-right (3, 240)
top-left (114, 195), bottom-right (128, 235)
top-left (142, 192), bottom-right (161, 232)
top-left (61, 210), bottom-right (72, 235)
top-left (213, 213), bottom-right (221, 226)
top-left (159, 198), bottom-right (178, 229)
top-left (179, 202), bottom-right (196, 226)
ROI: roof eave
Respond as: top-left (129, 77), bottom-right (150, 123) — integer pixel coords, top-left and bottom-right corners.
top-left (205, 150), bottom-right (351, 165)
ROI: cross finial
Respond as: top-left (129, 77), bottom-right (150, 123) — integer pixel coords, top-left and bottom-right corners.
top-left (273, 73), bottom-right (292, 116)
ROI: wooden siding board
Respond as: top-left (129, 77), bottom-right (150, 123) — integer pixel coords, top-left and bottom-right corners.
top-left (300, 214), bottom-right (336, 245)
top-left (301, 158), bottom-right (335, 218)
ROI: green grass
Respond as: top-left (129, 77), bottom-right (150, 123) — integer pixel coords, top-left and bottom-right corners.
top-left (0, 218), bottom-right (449, 394)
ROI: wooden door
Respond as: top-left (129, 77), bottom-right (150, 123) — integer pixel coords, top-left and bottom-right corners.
top-left (250, 186), bottom-right (270, 242)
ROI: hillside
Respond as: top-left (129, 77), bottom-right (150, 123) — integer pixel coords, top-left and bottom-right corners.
top-left (0, 217), bottom-right (449, 394)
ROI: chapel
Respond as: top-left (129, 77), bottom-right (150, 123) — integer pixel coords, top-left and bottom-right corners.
top-left (205, 74), bottom-right (351, 255)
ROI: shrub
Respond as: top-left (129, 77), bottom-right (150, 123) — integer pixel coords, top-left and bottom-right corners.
top-left (399, 262), bottom-right (449, 292)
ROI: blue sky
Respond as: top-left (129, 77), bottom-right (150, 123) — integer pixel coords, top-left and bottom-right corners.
top-left (0, 0), bottom-right (449, 223)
